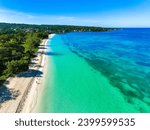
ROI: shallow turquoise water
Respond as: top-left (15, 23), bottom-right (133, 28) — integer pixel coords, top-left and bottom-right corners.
top-left (39, 29), bottom-right (150, 113)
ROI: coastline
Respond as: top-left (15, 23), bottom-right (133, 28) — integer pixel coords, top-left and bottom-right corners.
top-left (32, 34), bottom-right (56, 113)
top-left (0, 34), bottom-right (55, 113)
top-left (37, 34), bottom-right (146, 113)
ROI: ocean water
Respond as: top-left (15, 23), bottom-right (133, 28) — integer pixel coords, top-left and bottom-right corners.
top-left (39, 28), bottom-right (150, 113)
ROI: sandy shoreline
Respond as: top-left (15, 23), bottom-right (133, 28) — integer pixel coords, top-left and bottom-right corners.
top-left (0, 34), bottom-right (55, 113)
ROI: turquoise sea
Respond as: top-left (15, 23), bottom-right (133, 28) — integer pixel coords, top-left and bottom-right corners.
top-left (38, 28), bottom-right (150, 113)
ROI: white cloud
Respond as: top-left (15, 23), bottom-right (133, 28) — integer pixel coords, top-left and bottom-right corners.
top-left (0, 8), bottom-right (150, 27)
top-left (0, 8), bottom-right (101, 26)
top-left (0, 9), bottom-right (37, 24)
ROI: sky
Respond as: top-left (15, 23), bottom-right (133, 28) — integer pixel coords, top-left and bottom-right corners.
top-left (0, 0), bottom-right (150, 27)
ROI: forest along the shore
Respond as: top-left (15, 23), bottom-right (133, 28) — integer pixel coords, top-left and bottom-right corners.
top-left (0, 23), bottom-right (115, 112)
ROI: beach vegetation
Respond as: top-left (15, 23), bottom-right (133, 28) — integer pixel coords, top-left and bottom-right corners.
top-left (0, 22), bottom-right (116, 85)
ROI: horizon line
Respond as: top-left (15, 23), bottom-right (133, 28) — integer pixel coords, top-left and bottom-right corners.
top-left (1, 22), bottom-right (150, 28)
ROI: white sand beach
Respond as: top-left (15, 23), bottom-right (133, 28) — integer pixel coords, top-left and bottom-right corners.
top-left (0, 34), bottom-right (55, 113)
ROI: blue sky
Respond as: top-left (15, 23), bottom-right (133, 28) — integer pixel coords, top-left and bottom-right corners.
top-left (0, 0), bottom-right (150, 27)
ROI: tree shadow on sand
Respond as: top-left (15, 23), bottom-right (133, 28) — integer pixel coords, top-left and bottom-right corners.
top-left (0, 85), bottom-right (20, 104)
top-left (37, 51), bottom-right (64, 56)
top-left (17, 69), bottom-right (43, 78)
top-left (38, 46), bottom-right (47, 49)
top-left (45, 52), bottom-right (64, 56)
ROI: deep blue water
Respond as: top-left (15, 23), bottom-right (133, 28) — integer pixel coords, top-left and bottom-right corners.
top-left (61, 28), bottom-right (150, 108)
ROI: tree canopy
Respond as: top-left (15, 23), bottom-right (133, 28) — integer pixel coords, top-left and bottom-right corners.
top-left (0, 22), bottom-right (116, 85)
